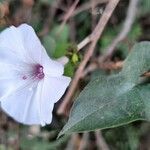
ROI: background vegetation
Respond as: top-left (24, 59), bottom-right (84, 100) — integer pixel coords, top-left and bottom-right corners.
top-left (0, 0), bottom-right (150, 149)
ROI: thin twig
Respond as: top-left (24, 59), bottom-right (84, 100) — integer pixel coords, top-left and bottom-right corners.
top-left (77, 0), bottom-right (119, 51)
top-left (78, 132), bottom-right (89, 150)
top-left (59, 0), bottom-right (109, 21)
top-left (77, 36), bottom-right (91, 51)
top-left (65, 134), bottom-right (79, 150)
top-left (91, 0), bottom-right (97, 30)
top-left (57, 0), bottom-right (120, 115)
top-left (68, 0), bottom-right (76, 42)
top-left (71, 0), bottom-right (109, 18)
top-left (82, 61), bottom-right (123, 77)
top-left (102, 0), bottom-right (139, 60)
top-left (38, 0), bottom-right (62, 36)
top-left (95, 130), bottom-right (110, 150)
top-left (69, 18), bottom-right (76, 42)
top-left (83, 60), bottom-right (150, 77)
top-left (58, 0), bottom-right (80, 34)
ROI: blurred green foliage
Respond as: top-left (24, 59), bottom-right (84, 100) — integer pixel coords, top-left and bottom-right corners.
top-left (140, 0), bottom-right (150, 15)
top-left (42, 24), bottom-right (70, 57)
top-left (20, 135), bottom-right (69, 150)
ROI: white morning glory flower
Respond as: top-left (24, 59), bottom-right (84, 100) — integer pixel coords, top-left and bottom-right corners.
top-left (0, 24), bottom-right (71, 126)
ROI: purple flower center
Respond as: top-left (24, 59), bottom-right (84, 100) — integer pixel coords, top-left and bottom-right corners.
top-left (34, 64), bottom-right (45, 80)
top-left (22, 64), bottom-right (45, 80)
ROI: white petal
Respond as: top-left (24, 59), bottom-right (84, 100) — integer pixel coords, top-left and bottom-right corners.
top-left (0, 63), bottom-right (20, 80)
top-left (0, 46), bottom-right (25, 66)
top-left (17, 24), bottom-right (43, 63)
top-left (0, 61), bottom-right (33, 99)
top-left (37, 75), bottom-right (71, 125)
top-left (0, 75), bottom-right (70, 125)
top-left (0, 75), bottom-right (34, 102)
top-left (0, 24), bottom-right (71, 126)
top-left (0, 26), bottom-right (33, 63)
top-left (0, 81), bottom-right (41, 125)
top-left (0, 79), bottom-right (16, 98)
top-left (0, 79), bottom-right (20, 98)
top-left (44, 75), bottom-right (71, 103)
top-left (18, 24), bottom-right (65, 77)
top-left (56, 56), bottom-right (69, 65)
top-left (0, 49), bottom-right (33, 80)
top-left (42, 54), bottom-right (64, 77)
top-left (0, 26), bottom-right (23, 53)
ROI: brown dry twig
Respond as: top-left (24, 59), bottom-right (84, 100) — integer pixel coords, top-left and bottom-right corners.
top-left (91, 0), bottom-right (97, 30)
top-left (81, 0), bottom-right (140, 78)
top-left (82, 60), bottom-right (123, 77)
top-left (101, 0), bottom-right (139, 60)
top-left (83, 61), bottom-right (150, 78)
top-left (59, 0), bottom-right (109, 20)
top-left (95, 130), bottom-right (110, 150)
top-left (58, 0), bottom-right (80, 34)
top-left (73, 0), bottom-right (109, 18)
top-left (78, 132), bottom-right (89, 150)
top-left (38, 0), bottom-right (63, 36)
top-left (65, 133), bottom-right (80, 150)
top-left (0, 1), bottom-right (9, 19)
top-left (57, 0), bottom-right (120, 115)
